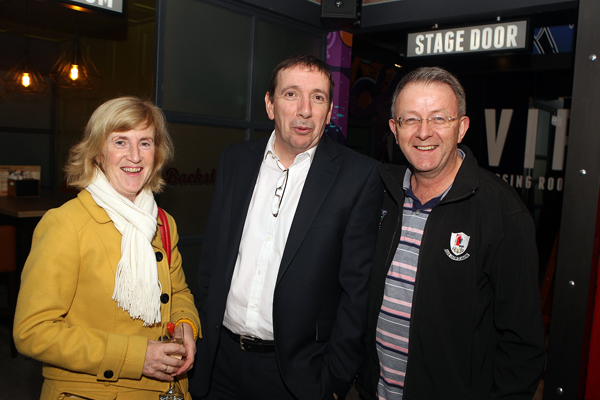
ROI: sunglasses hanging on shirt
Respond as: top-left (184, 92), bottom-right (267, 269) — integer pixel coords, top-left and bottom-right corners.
top-left (272, 169), bottom-right (289, 217)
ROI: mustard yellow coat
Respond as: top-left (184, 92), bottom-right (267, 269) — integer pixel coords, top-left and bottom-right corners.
top-left (14, 190), bottom-right (200, 400)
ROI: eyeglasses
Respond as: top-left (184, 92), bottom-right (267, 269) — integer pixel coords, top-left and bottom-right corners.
top-left (272, 169), bottom-right (289, 217)
top-left (395, 114), bottom-right (459, 129)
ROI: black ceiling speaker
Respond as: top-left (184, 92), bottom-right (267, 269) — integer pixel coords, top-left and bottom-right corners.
top-left (321, 0), bottom-right (362, 29)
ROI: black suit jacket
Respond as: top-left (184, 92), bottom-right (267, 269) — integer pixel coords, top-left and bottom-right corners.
top-left (190, 134), bottom-right (382, 400)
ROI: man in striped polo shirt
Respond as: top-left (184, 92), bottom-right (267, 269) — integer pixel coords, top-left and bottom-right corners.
top-left (356, 67), bottom-right (545, 400)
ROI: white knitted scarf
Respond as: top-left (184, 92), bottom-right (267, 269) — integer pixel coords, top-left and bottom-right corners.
top-left (86, 170), bottom-right (162, 326)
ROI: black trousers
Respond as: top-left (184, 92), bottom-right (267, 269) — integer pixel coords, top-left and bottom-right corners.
top-left (202, 328), bottom-right (298, 400)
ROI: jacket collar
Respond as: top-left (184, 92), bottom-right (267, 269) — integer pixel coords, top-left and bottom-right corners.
top-left (277, 133), bottom-right (340, 284)
top-left (78, 189), bottom-right (112, 223)
top-left (443, 144), bottom-right (478, 204)
top-left (378, 163), bottom-right (407, 206)
top-left (222, 137), bottom-right (269, 279)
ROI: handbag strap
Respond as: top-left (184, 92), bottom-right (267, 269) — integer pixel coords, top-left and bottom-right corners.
top-left (157, 207), bottom-right (172, 267)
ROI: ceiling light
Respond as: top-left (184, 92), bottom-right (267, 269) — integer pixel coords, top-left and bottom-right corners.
top-left (0, 1), bottom-right (48, 94)
top-left (2, 50), bottom-right (48, 94)
top-left (50, 34), bottom-right (101, 90)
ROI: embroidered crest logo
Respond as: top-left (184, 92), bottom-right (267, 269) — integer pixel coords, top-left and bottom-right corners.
top-left (445, 232), bottom-right (471, 261)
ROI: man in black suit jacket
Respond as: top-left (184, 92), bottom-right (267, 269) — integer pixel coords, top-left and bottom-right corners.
top-left (189, 54), bottom-right (382, 400)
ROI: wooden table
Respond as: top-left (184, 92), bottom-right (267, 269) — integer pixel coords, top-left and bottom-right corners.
top-left (0, 191), bottom-right (76, 272)
top-left (0, 191), bottom-right (74, 218)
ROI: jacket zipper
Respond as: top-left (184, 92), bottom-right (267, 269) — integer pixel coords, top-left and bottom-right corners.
top-left (373, 187), bottom-right (404, 398)
top-left (402, 193), bottom-right (473, 398)
top-left (377, 159), bottom-right (476, 398)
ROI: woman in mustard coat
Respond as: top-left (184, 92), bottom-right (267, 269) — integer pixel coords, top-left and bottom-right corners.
top-left (14, 97), bottom-right (200, 399)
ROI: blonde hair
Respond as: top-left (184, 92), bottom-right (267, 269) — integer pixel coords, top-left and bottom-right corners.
top-left (65, 96), bottom-right (174, 193)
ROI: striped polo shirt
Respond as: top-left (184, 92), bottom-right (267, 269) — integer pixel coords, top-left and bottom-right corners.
top-left (375, 164), bottom-right (456, 400)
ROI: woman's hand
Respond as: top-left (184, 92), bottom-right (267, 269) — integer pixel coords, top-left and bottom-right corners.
top-left (175, 322), bottom-right (196, 376)
top-left (142, 339), bottom-right (186, 381)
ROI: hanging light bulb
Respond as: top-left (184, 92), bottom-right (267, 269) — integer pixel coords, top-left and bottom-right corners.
top-left (69, 65), bottom-right (79, 81)
top-left (69, 44), bottom-right (80, 81)
top-left (1, 50), bottom-right (48, 94)
top-left (1, 1), bottom-right (48, 95)
top-left (50, 10), bottom-right (100, 91)
top-left (22, 72), bottom-right (31, 87)
top-left (50, 33), bottom-right (100, 90)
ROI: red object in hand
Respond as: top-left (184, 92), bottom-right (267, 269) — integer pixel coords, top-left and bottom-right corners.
top-left (167, 322), bottom-right (175, 335)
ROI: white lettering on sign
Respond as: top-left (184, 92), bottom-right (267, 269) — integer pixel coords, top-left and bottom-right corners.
top-left (485, 109), bottom-right (513, 166)
top-left (482, 27), bottom-right (493, 49)
top-left (552, 109), bottom-right (569, 171)
top-left (523, 109), bottom-right (539, 168)
top-left (471, 29), bottom-right (480, 51)
top-left (84, 0), bottom-right (113, 7)
top-left (426, 33), bottom-right (434, 53)
top-left (507, 25), bottom-right (518, 47)
top-left (445, 32), bottom-right (454, 52)
top-left (485, 108), bottom-right (570, 171)
top-left (456, 30), bottom-right (465, 51)
top-left (434, 33), bottom-right (443, 53)
top-left (497, 174), bottom-right (564, 192)
top-left (408, 21), bottom-right (527, 57)
top-left (86, 0), bottom-right (112, 6)
top-left (65, 0), bottom-right (123, 13)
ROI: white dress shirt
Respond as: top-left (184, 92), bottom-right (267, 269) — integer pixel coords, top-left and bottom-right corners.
top-left (222, 132), bottom-right (317, 340)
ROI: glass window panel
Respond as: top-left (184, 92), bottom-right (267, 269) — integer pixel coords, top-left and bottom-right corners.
top-left (159, 124), bottom-right (245, 236)
top-left (0, 74), bottom-right (53, 129)
top-left (253, 20), bottom-right (323, 122)
top-left (162, 0), bottom-right (251, 119)
top-left (0, 132), bottom-right (53, 188)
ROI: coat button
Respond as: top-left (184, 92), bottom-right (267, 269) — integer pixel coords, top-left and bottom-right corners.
top-left (160, 293), bottom-right (169, 303)
top-left (104, 370), bottom-right (114, 379)
top-left (155, 252), bottom-right (163, 262)
top-left (216, 324), bottom-right (219, 331)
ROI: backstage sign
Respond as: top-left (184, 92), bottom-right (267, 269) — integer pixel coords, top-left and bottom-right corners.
top-left (63, 0), bottom-right (123, 13)
top-left (407, 21), bottom-right (527, 57)
top-left (165, 168), bottom-right (216, 186)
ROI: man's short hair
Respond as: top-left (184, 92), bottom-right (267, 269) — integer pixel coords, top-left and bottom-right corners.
top-left (390, 67), bottom-right (466, 119)
top-left (267, 54), bottom-right (334, 105)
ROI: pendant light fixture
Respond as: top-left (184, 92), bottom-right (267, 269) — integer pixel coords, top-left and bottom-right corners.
top-left (50, 12), bottom-right (101, 90)
top-left (1, 0), bottom-right (48, 94)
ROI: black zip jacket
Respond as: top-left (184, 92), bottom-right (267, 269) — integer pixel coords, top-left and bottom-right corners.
top-left (356, 145), bottom-right (545, 400)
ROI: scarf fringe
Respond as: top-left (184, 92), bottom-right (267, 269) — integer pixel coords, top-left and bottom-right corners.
top-left (112, 261), bottom-right (163, 326)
